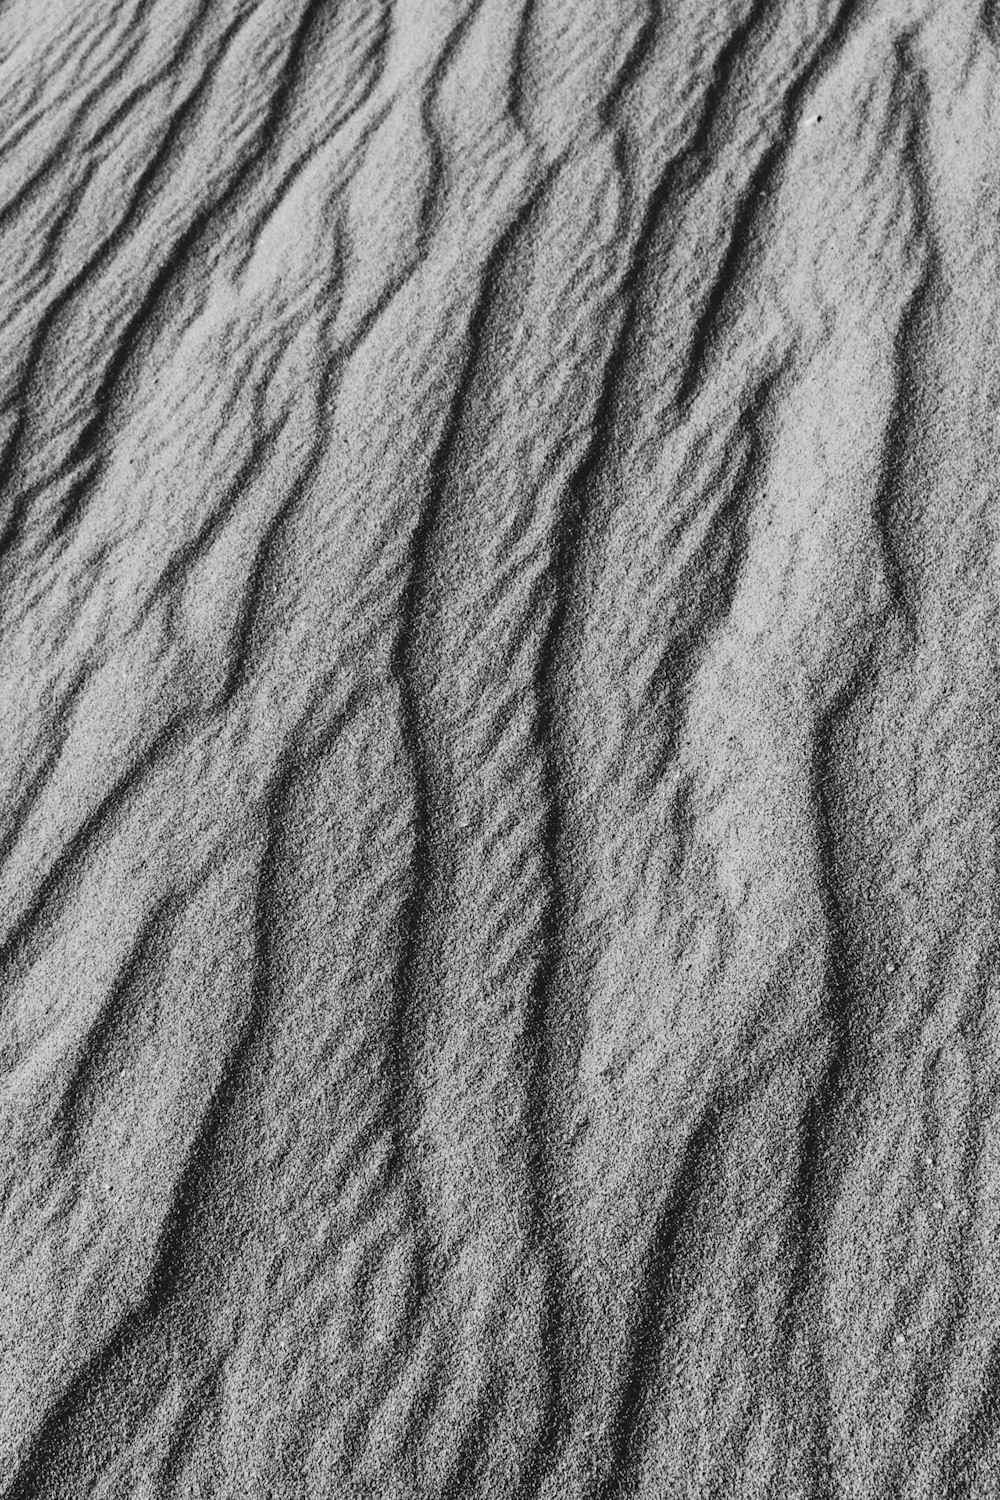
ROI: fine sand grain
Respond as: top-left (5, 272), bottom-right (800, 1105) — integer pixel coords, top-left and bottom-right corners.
top-left (1, 1), bottom-right (999, 1496)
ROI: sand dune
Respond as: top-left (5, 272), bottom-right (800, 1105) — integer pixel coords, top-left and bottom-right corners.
top-left (2, 0), bottom-right (999, 1494)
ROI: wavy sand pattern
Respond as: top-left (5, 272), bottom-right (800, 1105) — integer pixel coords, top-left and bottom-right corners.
top-left (2, 1), bottom-right (999, 1495)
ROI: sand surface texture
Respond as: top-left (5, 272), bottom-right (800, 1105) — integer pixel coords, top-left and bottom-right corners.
top-left (2, 0), bottom-right (998, 1495)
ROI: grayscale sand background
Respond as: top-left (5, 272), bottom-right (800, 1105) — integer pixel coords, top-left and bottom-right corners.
top-left (1, 0), bottom-right (998, 1494)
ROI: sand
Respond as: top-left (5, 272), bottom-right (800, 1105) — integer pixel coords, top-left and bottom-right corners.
top-left (1, 0), bottom-right (998, 1495)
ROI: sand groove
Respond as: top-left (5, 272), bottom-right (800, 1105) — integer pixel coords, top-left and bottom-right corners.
top-left (2, 0), bottom-right (1000, 1495)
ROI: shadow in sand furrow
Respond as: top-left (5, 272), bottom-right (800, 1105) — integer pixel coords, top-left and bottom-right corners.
top-left (596, 1095), bottom-right (724, 1500)
top-left (501, 16), bottom-right (847, 1487)
top-left (511, 0), bottom-right (656, 164)
top-left (979, 0), bottom-right (1000, 45)
top-left (0, 662), bottom-right (90, 871)
top-left (0, 735), bottom-right (301, 1476)
top-left (863, 36), bottom-right (935, 648)
top-left (514, 145), bottom-right (641, 1500)
top-left (534, 0), bottom-right (877, 872)
top-left (0, 0), bottom-right (365, 565)
top-left (0, 139), bottom-right (94, 248)
top-left (100, 122), bottom-right (561, 1498)
top-left (507, 0), bottom-right (541, 136)
top-left (3, 712), bottom-right (418, 1496)
top-left (331, 94), bottom-right (434, 341)
top-left (0, 359), bottom-right (340, 978)
top-left (541, 7), bottom-right (942, 1489)
top-left (0, 6), bottom-right (261, 412)
top-left (8, 0), bottom-right (1000, 1494)
top-left (768, 21), bottom-right (1000, 1495)
top-left (202, 352), bottom-right (349, 715)
top-left (649, 0), bottom-right (792, 403)
top-left (0, 2), bottom-right (137, 168)
top-left (383, 17), bottom-right (744, 1469)
top-left (655, 353), bottom-right (796, 708)
top-left (134, 413), bottom-right (291, 639)
top-left (391, 187), bottom-right (569, 1497)
top-left (556, 359), bottom-right (795, 1498)
top-left (672, 0), bottom-right (868, 414)
top-left (0, 748), bottom-right (290, 1498)
top-left (228, 15), bottom-right (392, 267)
top-left (49, 885), bottom-right (189, 1172)
top-left (42, 850), bottom-right (242, 1180)
top-left (0, 712), bottom-right (190, 977)
top-left (781, 660), bottom-right (888, 1499)
top-left (80, 1), bottom-right (221, 159)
